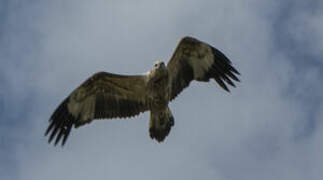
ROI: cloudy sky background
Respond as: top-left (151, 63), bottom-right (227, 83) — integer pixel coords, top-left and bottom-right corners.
top-left (1, 0), bottom-right (323, 179)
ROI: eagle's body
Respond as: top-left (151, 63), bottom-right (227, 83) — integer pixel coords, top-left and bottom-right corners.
top-left (146, 61), bottom-right (170, 110)
top-left (45, 37), bottom-right (240, 146)
top-left (146, 61), bottom-right (174, 141)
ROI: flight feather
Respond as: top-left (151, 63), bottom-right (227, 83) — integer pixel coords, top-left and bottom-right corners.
top-left (167, 36), bottom-right (240, 100)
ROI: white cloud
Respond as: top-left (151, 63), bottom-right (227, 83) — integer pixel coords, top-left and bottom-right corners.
top-left (1, 0), bottom-right (323, 180)
top-left (285, 1), bottom-right (323, 58)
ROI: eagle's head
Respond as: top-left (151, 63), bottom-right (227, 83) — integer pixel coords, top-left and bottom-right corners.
top-left (153, 60), bottom-right (166, 70)
top-left (152, 61), bottom-right (167, 75)
top-left (148, 60), bottom-right (168, 83)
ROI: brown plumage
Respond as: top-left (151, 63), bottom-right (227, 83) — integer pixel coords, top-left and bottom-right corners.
top-left (45, 36), bottom-right (240, 146)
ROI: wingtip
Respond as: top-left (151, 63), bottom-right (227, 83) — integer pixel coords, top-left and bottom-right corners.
top-left (225, 87), bottom-right (231, 93)
top-left (214, 78), bottom-right (230, 92)
top-left (44, 121), bottom-right (53, 136)
top-left (231, 66), bottom-right (240, 75)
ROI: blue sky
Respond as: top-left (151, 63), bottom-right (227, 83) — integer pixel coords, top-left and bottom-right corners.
top-left (1, 0), bottom-right (323, 179)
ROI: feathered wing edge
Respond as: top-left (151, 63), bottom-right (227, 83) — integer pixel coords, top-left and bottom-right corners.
top-left (167, 36), bottom-right (240, 100)
top-left (45, 72), bottom-right (150, 146)
top-left (45, 98), bottom-right (74, 146)
top-left (207, 46), bottom-right (240, 91)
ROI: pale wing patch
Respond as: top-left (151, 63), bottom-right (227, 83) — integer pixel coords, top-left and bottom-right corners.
top-left (67, 88), bottom-right (95, 125)
top-left (187, 44), bottom-right (214, 80)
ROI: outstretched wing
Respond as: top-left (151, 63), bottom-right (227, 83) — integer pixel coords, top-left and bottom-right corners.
top-left (167, 36), bottom-right (240, 100)
top-left (45, 72), bottom-right (151, 146)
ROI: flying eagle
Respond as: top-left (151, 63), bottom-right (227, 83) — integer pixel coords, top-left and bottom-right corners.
top-left (45, 36), bottom-right (240, 146)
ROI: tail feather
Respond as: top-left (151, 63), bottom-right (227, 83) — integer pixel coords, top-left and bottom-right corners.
top-left (149, 107), bottom-right (174, 142)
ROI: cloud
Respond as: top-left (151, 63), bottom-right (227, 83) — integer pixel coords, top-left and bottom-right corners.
top-left (1, 0), bottom-right (323, 180)
top-left (285, 1), bottom-right (323, 58)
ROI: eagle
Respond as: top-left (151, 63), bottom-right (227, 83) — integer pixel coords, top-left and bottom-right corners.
top-left (45, 36), bottom-right (240, 146)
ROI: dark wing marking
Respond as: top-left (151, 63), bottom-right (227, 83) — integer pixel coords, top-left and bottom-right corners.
top-left (45, 72), bottom-right (150, 146)
top-left (167, 36), bottom-right (240, 100)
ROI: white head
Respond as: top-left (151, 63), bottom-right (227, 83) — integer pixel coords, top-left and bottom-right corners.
top-left (147, 60), bottom-right (168, 81)
top-left (153, 60), bottom-right (166, 70)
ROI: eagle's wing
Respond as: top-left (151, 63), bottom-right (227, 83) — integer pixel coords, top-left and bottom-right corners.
top-left (45, 72), bottom-right (150, 146)
top-left (167, 37), bottom-right (240, 100)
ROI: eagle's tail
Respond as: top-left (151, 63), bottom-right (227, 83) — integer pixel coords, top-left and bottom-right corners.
top-left (149, 107), bottom-right (174, 142)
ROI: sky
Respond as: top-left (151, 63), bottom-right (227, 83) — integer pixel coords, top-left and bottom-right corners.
top-left (0, 0), bottom-right (323, 179)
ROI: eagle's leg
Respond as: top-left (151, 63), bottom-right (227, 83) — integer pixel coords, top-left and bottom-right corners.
top-left (149, 106), bottom-right (174, 142)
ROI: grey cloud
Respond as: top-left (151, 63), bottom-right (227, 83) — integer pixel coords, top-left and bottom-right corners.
top-left (1, 0), bottom-right (323, 180)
